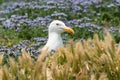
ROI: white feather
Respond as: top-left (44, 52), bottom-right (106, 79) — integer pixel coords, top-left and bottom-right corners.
top-left (42, 20), bottom-right (74, 52)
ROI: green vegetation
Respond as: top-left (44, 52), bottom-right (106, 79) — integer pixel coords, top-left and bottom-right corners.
top-left (0, 26), bottom-right (46, 47)
top-left (0, 0), bottom-right (120, 79)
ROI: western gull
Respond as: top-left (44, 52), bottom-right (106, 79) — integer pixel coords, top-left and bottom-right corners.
top-left (41, 20), bottom-right (74, 52)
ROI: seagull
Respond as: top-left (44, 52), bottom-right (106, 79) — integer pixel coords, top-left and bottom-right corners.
top-left (41, 20), bottom-right (74, 52)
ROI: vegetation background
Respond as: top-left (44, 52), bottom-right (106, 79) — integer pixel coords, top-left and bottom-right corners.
top-left (0, 0), bottom-right (120, 80)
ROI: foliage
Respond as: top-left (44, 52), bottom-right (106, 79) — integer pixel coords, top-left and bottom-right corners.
top-left (0, 0), bottom-right (120, 79)
top-left (0, 0), bottom-right (120, 49)
top-left (0, 33), bottom-right (120, 80)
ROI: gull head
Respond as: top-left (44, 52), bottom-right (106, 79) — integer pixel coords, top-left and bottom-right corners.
top-left (41, 20), bottom-right (74, 52)
top-left (49, 20), bottom-right (74, 34)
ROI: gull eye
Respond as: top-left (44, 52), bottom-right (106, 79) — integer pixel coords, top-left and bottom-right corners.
top-left (56, 23), bottom-right (59, 25)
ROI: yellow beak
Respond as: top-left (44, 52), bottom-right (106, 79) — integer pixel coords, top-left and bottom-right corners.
top-left (63, 27), bottom-right (74, 34)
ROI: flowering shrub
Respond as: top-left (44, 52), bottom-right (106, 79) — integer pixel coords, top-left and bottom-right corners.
top-left (0, 0), bottom-right (120, 79)
top-left (0, 0), bottom-right (120, 56)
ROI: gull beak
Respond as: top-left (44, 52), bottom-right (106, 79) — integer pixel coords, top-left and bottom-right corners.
top-left (63, 27), bottom-right (74, 34)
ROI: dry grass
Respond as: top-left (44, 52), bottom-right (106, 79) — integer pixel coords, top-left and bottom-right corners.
top-left (0, 33), bottom-right (120, 80)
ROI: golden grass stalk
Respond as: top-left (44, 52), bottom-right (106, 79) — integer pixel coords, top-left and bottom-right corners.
top-left (0, 33), bottom-right (120, 80)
